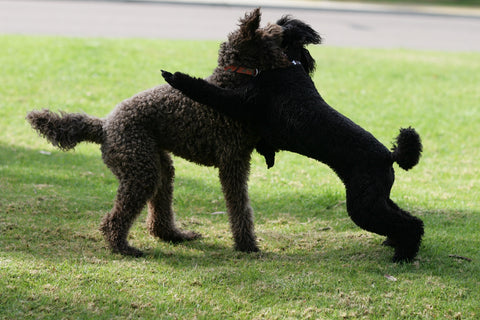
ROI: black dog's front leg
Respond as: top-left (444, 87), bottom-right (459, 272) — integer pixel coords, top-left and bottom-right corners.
top-left (162, 70), bottom-right (277, 169)
top-left (162, 71), bottom-right (250, 121)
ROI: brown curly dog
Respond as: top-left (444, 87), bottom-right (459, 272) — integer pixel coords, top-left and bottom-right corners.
top-left (26, 8), bottom-right (320, 257)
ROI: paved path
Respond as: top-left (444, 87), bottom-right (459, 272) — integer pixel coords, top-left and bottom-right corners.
top-left (1, 0), bottom-right (479, 51)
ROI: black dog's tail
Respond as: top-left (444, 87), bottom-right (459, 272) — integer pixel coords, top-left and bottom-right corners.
top-left (391, 127), bottom-right (422, 171)
top-left (26, 109), bottom-right (105, 150)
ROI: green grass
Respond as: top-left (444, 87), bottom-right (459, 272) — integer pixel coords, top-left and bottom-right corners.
top-left (1, 35), bottom-right (479, 319)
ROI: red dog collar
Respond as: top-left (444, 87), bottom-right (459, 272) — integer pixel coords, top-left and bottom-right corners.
top-left (224, 65), bottom-right (259, 76)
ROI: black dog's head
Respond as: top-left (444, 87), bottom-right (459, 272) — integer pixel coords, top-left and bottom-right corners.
top-left (276, 15), bottom-right (322, 75)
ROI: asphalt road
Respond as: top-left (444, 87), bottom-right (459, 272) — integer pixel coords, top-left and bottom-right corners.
top-left (1, 0), bottom-right (480, 51)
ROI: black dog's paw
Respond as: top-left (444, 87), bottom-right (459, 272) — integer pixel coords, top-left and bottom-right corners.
top-left (161, 70), bottom-right (183, 87)
top-left (161, 70), bottom-right (173, 83)
top-left (391, 244), bottom-right (420, 263)
top-left (161, 70), bottom-right (193, 90)
top-left (382, 237), bottom-right (397, 247)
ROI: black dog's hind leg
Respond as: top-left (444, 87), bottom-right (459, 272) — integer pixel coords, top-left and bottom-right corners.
top-left (381, 198), bottom-right (423, 249)
top-left (386, 199), bottom-right (424, 262)
top-left (146, 151), bottom-right (201, 243)
top-left (346, 187), bottom-right (424, 263)
top-left (162, 71), bottom-right (250, 121)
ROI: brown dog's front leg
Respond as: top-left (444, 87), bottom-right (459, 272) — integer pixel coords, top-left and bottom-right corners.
top-left (218, 159), bottom-right (259, 253)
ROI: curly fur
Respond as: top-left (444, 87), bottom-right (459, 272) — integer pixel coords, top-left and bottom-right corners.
top-left (162, 64), bottom-right (424, 262)
top-left (26, 110), bottom-right (104, 150)
top-left (392, 127), bottom-right (423, 170)
top-left (277, 15), bottom-right (321, 75)
top-left (26, 9), bottom-right (320, 257)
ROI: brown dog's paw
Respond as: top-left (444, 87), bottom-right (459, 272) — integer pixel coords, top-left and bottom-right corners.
top-left (235, 242), bottom-right (260, 253)
top-left (154, 229), bottom-right (202, 244)
top-left (111, 244), bottom-right (144, 258)
top-left (176, 230), bottom-right (203, 242)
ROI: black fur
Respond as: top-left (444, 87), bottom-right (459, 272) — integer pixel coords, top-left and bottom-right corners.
top-left (276, 15), bottom-right (321, 75)
top-left (254, 15), bottom-right (321, 168)
top-left (392, 127), bottom-right (423, 170)
top-left (162, 65), bottom-right (424, 263)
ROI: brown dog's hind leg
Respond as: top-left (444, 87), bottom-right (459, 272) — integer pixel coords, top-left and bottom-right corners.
top-left (146, 151), bottom-right (201, 243)
top-left (100, 141), bottom-right (161, 257)
top-left (219, 158), bottom-right (259, 253)
top-left (100, 179), bottom-right (154, 257)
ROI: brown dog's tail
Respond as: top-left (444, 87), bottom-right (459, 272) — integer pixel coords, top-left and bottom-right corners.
top-left (26, 109), bottom-right (105, 150)
top-left (391, 127), bottom-right (422, 171)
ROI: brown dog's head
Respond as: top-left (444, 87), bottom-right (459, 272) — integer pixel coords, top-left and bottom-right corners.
top-left (218, 8), bottom-right (292, 73)
top-left (218, 8), bottom-right (321, 75)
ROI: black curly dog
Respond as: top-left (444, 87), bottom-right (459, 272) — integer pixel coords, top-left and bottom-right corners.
top-left (162, 61), bottom-right (424, 262)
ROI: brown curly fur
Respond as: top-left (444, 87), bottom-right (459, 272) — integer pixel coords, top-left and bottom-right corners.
top-left (26, 9), bottom-right (295, 257)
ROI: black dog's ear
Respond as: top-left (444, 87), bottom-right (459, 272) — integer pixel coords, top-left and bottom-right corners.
top-left (297, 48), bottom-right (317, 76)
top-left (239, 7), bottom-right (261, 40)
top-left (277, 15), bottom-right (321, 75)
top-left (277, 15), bottom-right (321, 46)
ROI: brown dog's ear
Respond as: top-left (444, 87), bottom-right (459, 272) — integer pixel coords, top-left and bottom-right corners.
top-left (239, 7), bottom-right (261, 40)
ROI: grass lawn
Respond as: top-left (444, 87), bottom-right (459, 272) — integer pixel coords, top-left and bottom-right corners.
top-left (1, 35), bottom-right (479, 319)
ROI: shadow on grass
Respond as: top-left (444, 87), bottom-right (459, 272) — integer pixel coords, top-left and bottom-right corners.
top-left (2, 143), bottom-right (477, 276)
top-left (0, 143), bottom-right (113, 198)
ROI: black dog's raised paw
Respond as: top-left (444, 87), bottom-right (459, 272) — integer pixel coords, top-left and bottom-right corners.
top-left (161, 70), bottom-right (174, 83)
top-left (161, 70), bottom-right (193, 90)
